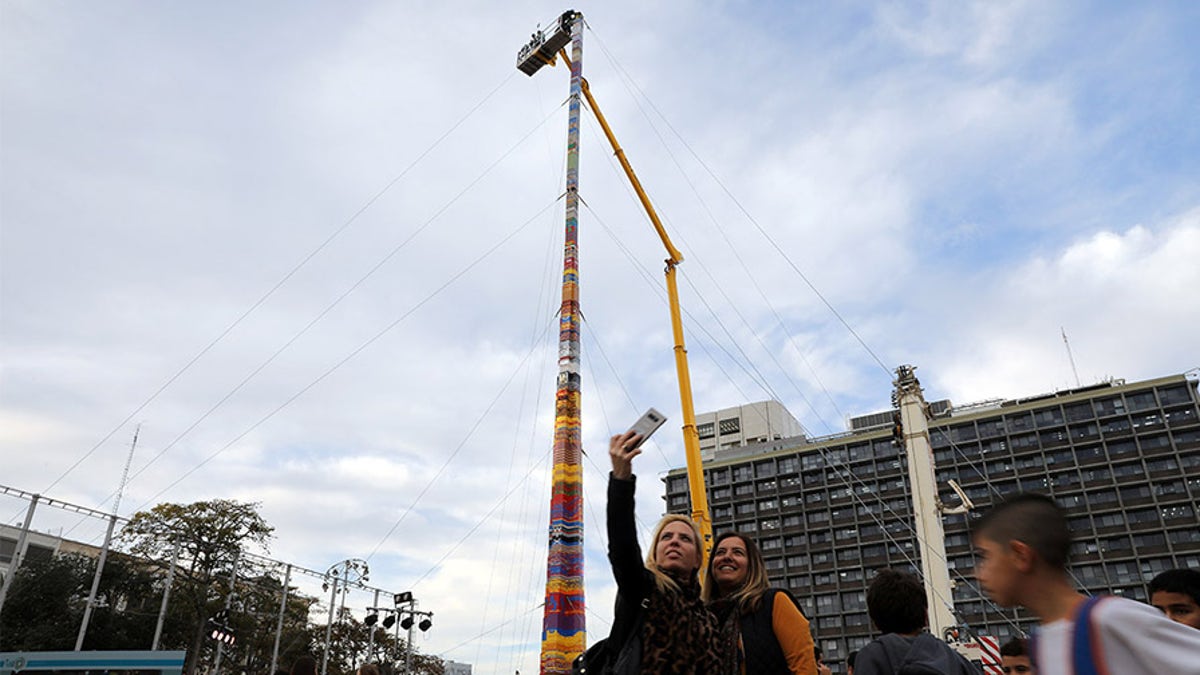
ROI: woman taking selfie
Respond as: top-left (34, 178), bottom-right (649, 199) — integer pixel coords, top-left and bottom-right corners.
top-left (605, 429), bottom-right (728, 674)
top-left (704, 531), bottom-right (817, 675)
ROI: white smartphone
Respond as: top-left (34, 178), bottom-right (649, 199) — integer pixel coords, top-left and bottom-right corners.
top-left (627, 407), bottom-right (667, 448)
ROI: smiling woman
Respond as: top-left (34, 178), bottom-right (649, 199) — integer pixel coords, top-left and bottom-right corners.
top-left (599, 429), bottom-right (731, 675)
top-left (704, 532), bottom-right (817, 675)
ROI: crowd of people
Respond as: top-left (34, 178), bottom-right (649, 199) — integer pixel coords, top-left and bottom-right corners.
top-left (599, 429), bottom-right (1200, 675)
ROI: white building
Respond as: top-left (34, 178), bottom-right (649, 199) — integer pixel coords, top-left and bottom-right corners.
top-left (695, 400), bottom-right (804, 460)
top-left (443, 661), bottom-right (471, 675)
top-left (0, 522), bottom-right (101, 583)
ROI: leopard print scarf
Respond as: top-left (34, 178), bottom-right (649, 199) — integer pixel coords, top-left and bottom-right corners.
top-left (640, 572), bottom-right (735, 675)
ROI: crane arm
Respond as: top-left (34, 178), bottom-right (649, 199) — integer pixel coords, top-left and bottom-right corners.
top-left (561, 50), bottom-right (713, 565)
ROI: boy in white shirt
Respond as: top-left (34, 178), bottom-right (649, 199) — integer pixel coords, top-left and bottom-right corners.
top-left (972, 493), bottom-right (1200, 674)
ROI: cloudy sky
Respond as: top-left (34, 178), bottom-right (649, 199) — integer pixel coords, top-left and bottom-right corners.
top-left (2, 0), bottom-right (1198, 671)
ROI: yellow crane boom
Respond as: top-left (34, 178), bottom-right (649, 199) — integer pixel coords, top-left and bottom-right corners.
top-left (562, 51), bottom-right (713, 566)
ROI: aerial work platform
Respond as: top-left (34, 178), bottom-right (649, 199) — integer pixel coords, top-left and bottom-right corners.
top-left (516, 10), bottom-right (578, 76)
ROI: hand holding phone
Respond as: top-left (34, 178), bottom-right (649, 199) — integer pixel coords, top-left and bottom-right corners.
top-left (609, 408), bottom-right (667, 479)
top-left (627, 407), bottom-right (667, 448)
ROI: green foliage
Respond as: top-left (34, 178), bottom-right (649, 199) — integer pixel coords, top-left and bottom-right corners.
top-left (2, 500), bottom-right (443, 675)
top-left (119, 499), bottom-right (275, 675)
top-left (0, 552), bottom-right (188, 652)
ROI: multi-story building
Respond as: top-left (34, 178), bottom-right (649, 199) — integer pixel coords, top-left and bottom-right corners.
top-left (695, 400), bottom-right (805, 461)
top-left (665, 372), bottom-right (1200, 673)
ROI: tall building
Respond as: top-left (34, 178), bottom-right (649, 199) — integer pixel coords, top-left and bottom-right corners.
top-left (665, 372), bottom-right (1200, 673)
top-left (695, 400), bottom-right (806, 461)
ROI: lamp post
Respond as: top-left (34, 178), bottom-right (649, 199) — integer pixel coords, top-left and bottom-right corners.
top-left (321, 559), bottom-right (369, 675)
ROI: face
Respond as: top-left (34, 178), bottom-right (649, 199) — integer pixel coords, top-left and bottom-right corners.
top-left (1001, 655), bottom-right (1033, 674)
top-left (655, 520), bottom-right (700, 575)
top-left (710, 536), bottom-right (750, 593)
top-left (1150, 590), bottom-right (1200, 629)
top-left (973, 535), bottom-right (1022, 607)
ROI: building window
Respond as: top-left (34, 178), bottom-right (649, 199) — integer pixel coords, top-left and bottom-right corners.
top-left (719, 418), bottom-right (741, 435)
top-left (1126, 391), bottom-right (1158, 412)
top-left (697, 422), bottom-right (715, 439)
top-left (1158, 385), bottom-right (1193, 405)
top-left (1094, 397), bottom-right (1127, 417)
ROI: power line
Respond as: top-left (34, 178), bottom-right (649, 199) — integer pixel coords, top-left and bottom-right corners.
top-left (36, 70), bottom-right (520, 502)
top-left (131, 199), bottom-right (558, 513)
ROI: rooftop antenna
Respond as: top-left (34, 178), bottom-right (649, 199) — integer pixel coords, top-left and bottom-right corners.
top-left (1061, 327), bottom-right (1081, 388)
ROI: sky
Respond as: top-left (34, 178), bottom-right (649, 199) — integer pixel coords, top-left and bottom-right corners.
top-left (2, 0), bottom-right (1199, 671)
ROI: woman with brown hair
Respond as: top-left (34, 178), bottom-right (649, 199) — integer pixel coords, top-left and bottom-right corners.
top-left (604, 429), bottom-right (729, 674)
top-left (703, 532), bottom-right (817, 675)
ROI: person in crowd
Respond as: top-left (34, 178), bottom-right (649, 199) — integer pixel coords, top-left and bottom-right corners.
top-left (607, 429), bottom-right (729, 674)
top-left (846, 649), bottom-right (857, 675)
top-left (356, 665), bottom-right (381, 675)
top-left (1148, 568), bottom-right (1200, 629)
top-left (702, 531), bottom-right (817, 675)
top-left (973, 493), bottom-right (1200, 673)
top-left (290, 656), bottom-right (317, 675)
top-left (999, 636), bottom-right (1033, 674)
top-left (852, 569), bottom-right (976, 675)
top-left (813, 646), bottom-right (832, 675)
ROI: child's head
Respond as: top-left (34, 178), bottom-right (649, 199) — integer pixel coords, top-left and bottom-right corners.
top-left (972, 493), bottom-right (1072, 607)
top-left (999, 637), bottom-right (1033, 674)
top-left (1148, 568), bottom-right (1200, 629)
top-left (866, 569), bottom-right (927, 635)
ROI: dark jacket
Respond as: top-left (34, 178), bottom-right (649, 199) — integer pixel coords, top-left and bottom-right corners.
top-left (606, 474), bottom-right (654, 652)
top-left (606, 474), bottom-right (725, 674)
top-left (854, 633), bottom-right (979, 675)
top-left (737, 590), bottom-right (789, 675)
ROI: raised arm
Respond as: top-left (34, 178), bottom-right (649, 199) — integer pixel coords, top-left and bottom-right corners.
top-left (607, 431), bottom-right (647, 594)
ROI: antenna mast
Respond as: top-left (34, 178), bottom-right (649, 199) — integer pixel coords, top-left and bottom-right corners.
top-left (114, 423), bottom-right (140, 516)
top-left (1062, 327), bottom-right (1081, 388)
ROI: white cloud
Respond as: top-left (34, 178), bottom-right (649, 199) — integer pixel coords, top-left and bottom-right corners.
top-left (3, 2), bottom-right (1198, 673)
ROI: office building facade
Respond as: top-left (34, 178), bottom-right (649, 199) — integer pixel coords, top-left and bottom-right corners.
top-left (665, 372), bottom-right (1200, 672)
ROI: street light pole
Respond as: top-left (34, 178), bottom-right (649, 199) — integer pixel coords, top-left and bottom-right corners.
top-left (321, 559), bottom-right (369, 675)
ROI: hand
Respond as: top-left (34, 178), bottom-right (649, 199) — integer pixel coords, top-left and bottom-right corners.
top-left (609, 430), bottom-right (644, 479)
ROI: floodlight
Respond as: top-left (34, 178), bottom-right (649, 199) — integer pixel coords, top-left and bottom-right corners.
top-left (364, 613), bottom-right (379, 626)
top-left (418, 618), bottom-right (432, 632)
top-left (394, 591), bottom-right (413, 605)
top-left (400, 616), bottom-right (414, 630)
top-left (382, 615), bottom-right (396, 629)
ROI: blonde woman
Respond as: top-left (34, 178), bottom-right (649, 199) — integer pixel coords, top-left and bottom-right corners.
top-left (703, 532), bottom-right (816, 675)
top-left (605, 429), bottom-right (728, 674)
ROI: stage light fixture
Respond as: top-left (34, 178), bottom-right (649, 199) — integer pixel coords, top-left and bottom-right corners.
top-left (382, 614), bottom-right (396, 629)
top-left (418, 618), bottom-right (432, 632)
top-left (400, 616), bottom-right (414, 630)
top-left (364, 613), bottom-right (379, 626)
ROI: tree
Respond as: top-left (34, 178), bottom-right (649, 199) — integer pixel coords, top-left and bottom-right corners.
top-left (119, 499), bottom-right (273, 675)
top-left (0, 552), bottom-right (187, 651)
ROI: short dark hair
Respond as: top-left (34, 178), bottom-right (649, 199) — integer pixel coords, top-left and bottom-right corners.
top-left (999, 636), bottom-right (1028, 657)
top-left (973, 493), bottom-right (1072, 570)
top-left (867, 569), bottom-right (927, 634)
top-left (291, 656), bottom-right (318, 675)
top-left (1149, 568), bottom-right (1200, 604)
top-left (847, 650), bottom-right (858, 667)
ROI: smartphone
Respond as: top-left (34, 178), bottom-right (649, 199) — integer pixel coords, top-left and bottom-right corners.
top-left (626, 408), bottom-right (667, 448)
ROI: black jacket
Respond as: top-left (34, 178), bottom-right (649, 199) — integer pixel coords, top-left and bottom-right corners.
top-left (606, 474), bottom-right (653, 651)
